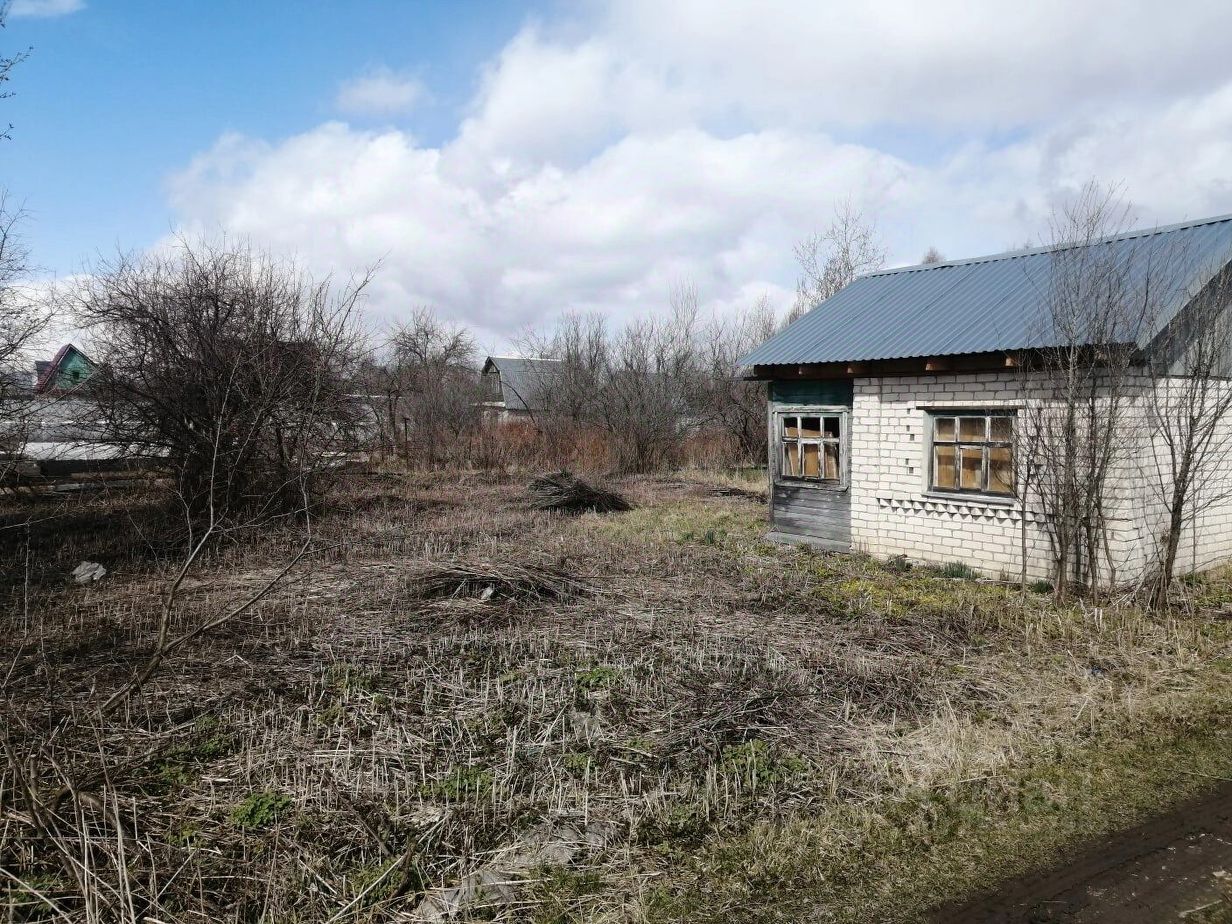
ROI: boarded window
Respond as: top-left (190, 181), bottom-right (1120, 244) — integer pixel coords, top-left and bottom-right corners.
top-left (930, 412), bottom-right (1014, 496)
top-left (779, 412), bottom-right (844, 484)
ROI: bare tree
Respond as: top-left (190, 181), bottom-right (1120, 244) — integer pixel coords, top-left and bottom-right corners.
top-left (1139, 263), bottom-right (1232, 605)
top-left (70, 238), bottom-right (369, 525)
top-left (920, 246), bottom-right (945, 264)
top-left (595, 284), bottom-right (700, 473)
top-left (528, 286), bottom-right (702, 474)
top-left (0, 3), bottom-right (30, 142)
top-left (0, 197), bottom-right (44, 482)
top-left (692, 294), bottom-right (777, 462)
top-left (0, 8), bottom-right (40, 479)
top-left (371, 306), bottom-right (480, 466)
top-left (1018, 182), bottom-right (1153, 597)
top-left (786, 201), bottom-right (887, 325)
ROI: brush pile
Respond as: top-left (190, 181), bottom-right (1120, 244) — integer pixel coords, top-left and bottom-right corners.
top-left (527, 470), bottom-right (632, 514)
top-left (416, 558), bottom-right (596, 602)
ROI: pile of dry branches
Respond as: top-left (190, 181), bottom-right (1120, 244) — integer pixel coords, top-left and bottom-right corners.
top-left (415, 558), bottom-right (597, 602)
top-left (526, 470), bottom-right (631, 515)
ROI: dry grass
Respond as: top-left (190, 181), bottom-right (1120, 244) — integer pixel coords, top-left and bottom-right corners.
top-left (2, 471), bottom-right (1232, 922)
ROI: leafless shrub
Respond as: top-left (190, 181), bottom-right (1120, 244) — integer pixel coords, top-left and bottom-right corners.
top-left (527, 469), bottom-right (632, 514)
top-left (68, 238), bottom-right (368, 524)
top-left (521, 284), bottom-right (775, 474)
top-left (689, 294), bottom-right (776, 463)
top-left (362, 305), bottom-right (483, 466)
top-left (523, 287), bottom-right (700, 475)
top-left (0, 197), bottom-right (45, 482)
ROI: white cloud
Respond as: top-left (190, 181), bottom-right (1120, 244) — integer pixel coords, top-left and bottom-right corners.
top-left (9, 0), bottom-right (84, 18)
top-left (600, 0), bottom-right (1232, 128)
top-left (165, 1), bottom-right (1232, 350)
top-left (334, 67), bottom-right (426, 117)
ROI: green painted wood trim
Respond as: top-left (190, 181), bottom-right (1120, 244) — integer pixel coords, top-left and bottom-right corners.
top-left (769, 379), bottom-right (854, 406)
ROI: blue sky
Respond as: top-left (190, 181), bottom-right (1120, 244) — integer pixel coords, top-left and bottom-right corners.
top-left (7, 1), bottom-right (1232, 349)
top-left (4, 0), bottom-right (545, 273)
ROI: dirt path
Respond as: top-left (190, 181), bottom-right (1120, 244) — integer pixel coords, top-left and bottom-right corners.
top-left (936, 782), bottom-right (1232, 923)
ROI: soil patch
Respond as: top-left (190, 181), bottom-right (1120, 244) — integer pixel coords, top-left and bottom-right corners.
top-left (937, 782), bottom-right (1232, 923)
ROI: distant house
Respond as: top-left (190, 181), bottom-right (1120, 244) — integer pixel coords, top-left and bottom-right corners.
top-left (741, 214), bottom-right (1232, 583)
top-left (1, 344), bottom-right (120, 475)
top-left (480, 356), bottom-right (563, 422)
top-left (35, 343), bottom-right (95, 394)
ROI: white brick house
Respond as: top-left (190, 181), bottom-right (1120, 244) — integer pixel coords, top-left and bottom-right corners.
top-left (742, 215), bottom-right (1232, 583)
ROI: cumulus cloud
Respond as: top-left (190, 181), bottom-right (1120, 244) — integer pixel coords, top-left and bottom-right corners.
top-left (9, 0), bottom-right (84, 18)
top-left (334, 67), bottom-right (426, 117)
top-left (165, 1), bottom-right (1232, 349)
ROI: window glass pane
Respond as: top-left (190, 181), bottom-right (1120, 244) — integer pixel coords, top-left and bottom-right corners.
top-left (783, 417), bottom-right (799, 438)
top-left (782, 441), bottom-right (800, 476)
top-left (959, 417), bottom-right (987, 442)
top-left (988, 446), bottom-right (1013, 494)
top-left (799, 416), bottom-right (822, 438)
top-left (990, 416), bottom-right (1013, 442)
top-left (934, 417), bottom-right (956, 441)
top-left (960, 446), bottom-right (984, 490)
top-left (823, 416), bottom-right (840, 438)
top-left (824, 443), bottom-right (840, 480)
top-left (933, 444), bottom-right (957, 489)
top-left (802, 443), bottom-right (821, 477)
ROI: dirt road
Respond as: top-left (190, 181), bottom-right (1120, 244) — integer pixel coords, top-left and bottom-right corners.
top-left (937, 782), bottom-right (1232, 923)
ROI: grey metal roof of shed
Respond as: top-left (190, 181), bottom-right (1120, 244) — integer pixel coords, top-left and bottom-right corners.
top-left (481, 355), bottom-right (564, 412)
top-left (741, 213), bottom-right (1232, 369)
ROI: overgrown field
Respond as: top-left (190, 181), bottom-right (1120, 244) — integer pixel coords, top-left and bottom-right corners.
top-left (3, 470), bottom-right (1232, 922)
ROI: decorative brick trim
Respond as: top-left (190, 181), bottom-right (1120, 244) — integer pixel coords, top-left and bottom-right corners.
top-left (875, 494), bottom-right (1047, 524)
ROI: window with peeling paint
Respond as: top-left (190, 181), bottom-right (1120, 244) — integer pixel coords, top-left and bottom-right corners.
top-left (929, 412), bottom-right (1014, 496)
top-left (778, 411), bottom-right (844, 484)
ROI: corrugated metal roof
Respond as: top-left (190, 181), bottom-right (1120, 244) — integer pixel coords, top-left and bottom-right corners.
top-left (741, 213), bottom-right (1232, 368)
top-left (481, 355), bottom-right (564, 412)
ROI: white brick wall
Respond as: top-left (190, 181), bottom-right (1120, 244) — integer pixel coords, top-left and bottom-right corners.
top-left (850, 372), bottom-right (1055, 580)
top-left (847, 372), bottom-right (1232, 583)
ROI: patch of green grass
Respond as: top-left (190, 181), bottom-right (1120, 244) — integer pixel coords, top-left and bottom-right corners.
top-left (528, 865), bottom-right (607, 923)
top-left (316, 702), bottom-right (346, 726)
top-left (346, 856), bottom-right (410, 905)
top-left (325, 662), bottom-right (381, 694)
top-left (2, 872), bottom-right (68, 922)
top-left (423, 765), bottom-right (495, 801)
top-left (231, 790), bottom-right (294, 831)
top-left (167, 821), bottom-right (201, 847)
top-left (575, 665), bottom-right (621, 690)
top-left (719, 739), bottom-right (808, 789)
top-left (153, 714), bottom-right (236, 789)
top-left (563, 751), bottom-right (592, 776)
top-left (922, 560), bottom-right (982, 580)
top-left (642, 800), bottom-right (709, 845)
top-left (595, 500), bottom-right (763, 547)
